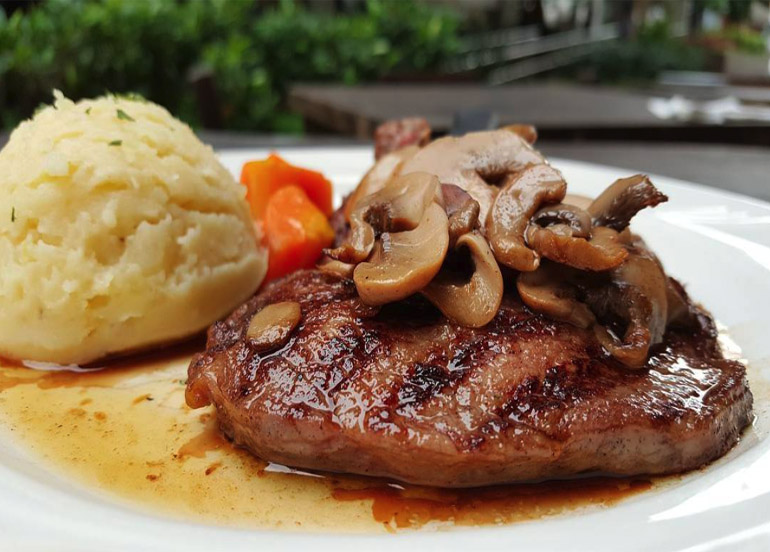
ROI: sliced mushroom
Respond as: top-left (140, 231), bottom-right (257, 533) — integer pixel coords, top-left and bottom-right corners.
top-left (526, 225), bottom-right (628, 271)
top-left (665, 277), bottom-right (692, 326)
top-left (344, 145), bottom-right (419, 221)
top-left (328, 172), bottom-right (440, 263)
top-left (354, 203), bottom-right (449, 306)
top-left (531, 203), bottom-right (592, 239)
top-left (587, 246), bottom-right (669, 368)
top-left (400, 129), bottom-right (547, 224)
top-left (442, 183), bottom-right (480, 246)
top-left (502, 124), bottom-right (538, 144)
top-left (317, 256), bottom-right (355, 279)
top-left (588, 174), bottom-right (668, 231)
top-left (422, 232), bottom-right (503, 327)
top-left (486, 164), bottom-right (567, 272)
top-left (246, 301), bottom-right (302, 353)
top-left (563, 193), bottom-right (594, 211)
top-left (517, 262), bottom-right (596, 329)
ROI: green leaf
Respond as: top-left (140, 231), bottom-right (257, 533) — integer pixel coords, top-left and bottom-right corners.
top-left (108, 140), bottom-right (122, 146)
top-left (116, 108), bottom-right (134, 121)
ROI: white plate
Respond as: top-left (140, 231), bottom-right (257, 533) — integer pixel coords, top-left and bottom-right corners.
top-left (1, 148), bottom-right (769, 552)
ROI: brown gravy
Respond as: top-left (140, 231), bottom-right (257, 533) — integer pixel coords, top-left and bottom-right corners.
top-left (0, 349), bottom-right (654, 533)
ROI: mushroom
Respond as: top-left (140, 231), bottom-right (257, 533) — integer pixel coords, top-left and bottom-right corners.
top-left (502, 124), bottom-right (538, 144)
top-left (246, 301), bottom-right (302, 353)
top-left (517, 262), bottom-right (596, 329)
top-left (317, 256), bottom-right (355, 279)
top-left (422, 232), bottom-right (503, 327)
top-left (588, 174), bottom-right (668, 231)
top-left (328, 172), bottom-right (440, 263)
top-left (399, 128), bottom-right (547, 224)
top-left (343, 145), bottom-right (420, 221)
top-left (485, 164), bottom-right (567, 272)
top-left (442, 183), bottom-right (480, 246)
top-left (530, 203), bottom-right (592, 239)
top-left (354, 202), bottom-right (449, 305)
top-left (526, 225), bottom-right (628, 271)
top-left (586, 245), bottom-right (669, 368)
top-left (563, 193), bottom-right (594, 211)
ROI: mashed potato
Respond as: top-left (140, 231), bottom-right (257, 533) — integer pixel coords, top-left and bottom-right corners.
top-left (0, 92), bottom-right (267, 364)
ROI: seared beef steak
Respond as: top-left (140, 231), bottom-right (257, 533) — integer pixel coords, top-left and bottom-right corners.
top-left (187, 270), bottom-right (753, 487)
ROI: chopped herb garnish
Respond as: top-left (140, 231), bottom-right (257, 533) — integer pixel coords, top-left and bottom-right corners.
top-left (85, 107), bottom-right (92, 115)
top-left (116, 109), bottom-right (135, 122)
top-left (146, 396), bottom-right (154, 401)
top-left (108, 140), bottom-right (122, 146)
top-left (10, 207), bottom-right (15, 223)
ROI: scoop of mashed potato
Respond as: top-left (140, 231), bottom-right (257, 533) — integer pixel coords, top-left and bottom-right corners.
top-left (0, 92), bottom-right (266, 364)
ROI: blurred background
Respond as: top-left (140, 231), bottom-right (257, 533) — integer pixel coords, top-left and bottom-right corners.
top-left (1, 0), bottom-right (769, 197)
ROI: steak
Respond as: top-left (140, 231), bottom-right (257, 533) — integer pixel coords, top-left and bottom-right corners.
top-left (186, 270), bottom-right (753, 487)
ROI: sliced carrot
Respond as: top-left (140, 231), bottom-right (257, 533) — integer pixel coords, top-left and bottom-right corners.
top-left (263, 185), bottom-right (335, 282)
top-left (241, 153), bottom-right (333, 220)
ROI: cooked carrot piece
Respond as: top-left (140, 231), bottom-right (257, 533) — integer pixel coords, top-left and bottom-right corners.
top-left (262, 185), bottom-right (335, 282)
top-left (241, 153), bottom-right (333, 220)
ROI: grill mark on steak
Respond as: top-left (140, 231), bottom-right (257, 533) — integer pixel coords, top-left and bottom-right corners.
top-left (187, 270), bottom-right (753, 487)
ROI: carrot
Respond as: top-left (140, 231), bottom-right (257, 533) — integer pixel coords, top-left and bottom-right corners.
top-left (241, 153), bottom-right (333, 220)
top-left (262, 185), bottom-right (335, 282)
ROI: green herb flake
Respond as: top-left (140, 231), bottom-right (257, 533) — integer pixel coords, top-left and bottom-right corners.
top-left (108, 140), bottom-right (122, 146)
top-left (11, 207), bottom-right (15, 223)
top-left (85, 107), bottom-right (92, 115)
top-left (146, 396), bottom-right (154, 401)
top-left (116, 109), bottom-right (135, 122)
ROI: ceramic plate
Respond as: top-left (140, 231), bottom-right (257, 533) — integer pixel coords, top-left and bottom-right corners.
top-left (1, 148), bottom-right (768, 551)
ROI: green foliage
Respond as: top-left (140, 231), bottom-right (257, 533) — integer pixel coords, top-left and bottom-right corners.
top-left (572, 21), bottom-right (706, 84)
top-left (718, 26), bottom-right (768, 55)
top-left (203, 0), bottom-right (459, 130)
top-left (0, 0), bottom-right (459, 132)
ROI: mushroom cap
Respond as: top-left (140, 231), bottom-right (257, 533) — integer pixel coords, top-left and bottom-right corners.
top-left (423, 231), bottom-right (503, 328)
top-left (400, 129), bottom-right (546, 224)
top-left (329, 171), bottom-right (439, 264)
top-left (354, 202), bottom-right (449, 306)
top-left (246, 301), bottom-right (302, 353)
top-left (344, 145), bottom-right (419, 221)
top-left (517, 263), bottom-right (595, 329)
top-left (486, 164), bottom-right (567, 272)
top-left (526, 225), bottom-right (628, 271)
top-left (588, 174), bottom-right (668, 231)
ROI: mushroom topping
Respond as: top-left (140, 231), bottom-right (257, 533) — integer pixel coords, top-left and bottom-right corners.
top-left (530, 203), bottom-right (592, 239)
top-left (246, 301), bottom-right (302, 353)
top-left (354, 203), bottom-right (449, 305)
top-left (343, 145), bottom-right (419, 221)
top-left (502, 124), bottom-right (538, 144)
top-left (422, 232), bottom-right (503, 327)
top-left (317, 256), bottom-right (355, 279)
top-left (442, 183), bottom-right (480, 246)
top-left (328, 172), bottom-right (439, 263)
top-left (588, 174), bottom-right (668, 231)
top-left (585, 244), bottom-right (669, 369)
top-left (486, 164), bottom-right (567, 272)
top-left (526, 225), bottom-right (628, 271)
top-left (517, 262), bottom-right (595, 329)
top-left (563, 193), bottom-right (593, 211)
top-left (400, 129), bottom-right (547, 224)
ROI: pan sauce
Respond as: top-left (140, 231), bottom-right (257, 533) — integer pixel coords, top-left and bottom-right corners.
top-left (0, 345), bottom-right (656, 533)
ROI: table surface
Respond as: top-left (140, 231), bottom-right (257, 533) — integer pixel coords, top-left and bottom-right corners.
top-left (288, 83), bottom-right (770, 145)
top-left (2, 130), bottom-right (768, 203)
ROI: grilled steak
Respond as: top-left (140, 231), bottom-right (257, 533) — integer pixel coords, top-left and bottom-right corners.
top-left (187, 270), bottom-right (753, 487)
